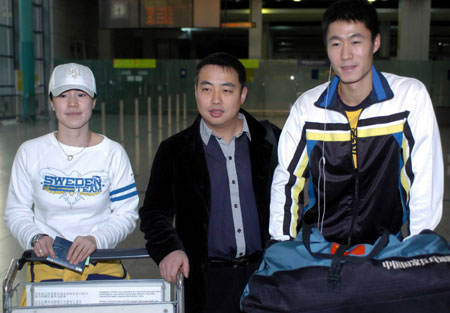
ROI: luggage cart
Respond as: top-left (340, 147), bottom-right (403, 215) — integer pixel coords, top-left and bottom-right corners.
top-left (3, 248), bottom-right (184, 313)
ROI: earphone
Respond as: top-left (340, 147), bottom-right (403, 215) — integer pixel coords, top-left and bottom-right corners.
top-left (317, 63), bottom-right (333, 233)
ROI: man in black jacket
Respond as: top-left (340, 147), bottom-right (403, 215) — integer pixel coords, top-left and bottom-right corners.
top-left (139, 52), bottom-right (280, 313)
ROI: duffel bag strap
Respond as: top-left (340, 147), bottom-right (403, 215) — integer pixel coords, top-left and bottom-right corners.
top-left (302, 225), bottom-right (390, 292)
top-left (327, 243), bottom-right (347, 292)
top-left (301, 224), bottom-right (390, 263)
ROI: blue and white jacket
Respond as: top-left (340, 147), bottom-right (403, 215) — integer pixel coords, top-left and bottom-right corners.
top-left (269, 66), bottom-right (443, 245)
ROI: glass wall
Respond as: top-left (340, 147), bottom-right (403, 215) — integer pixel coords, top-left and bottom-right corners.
top-left (32, 0), bottom-right (47, 117)
top-left (0, 0), bottom-right (20, 119)
top-left (0, 0), bottom-right (14, 104)
top-left (54, 59), bottom-right (450, 119)
top-left (0, 0), bottom-right (48, 119)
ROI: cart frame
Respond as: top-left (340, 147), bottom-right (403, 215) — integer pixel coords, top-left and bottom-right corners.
top-left (3, 248), bottom-right (184, 313)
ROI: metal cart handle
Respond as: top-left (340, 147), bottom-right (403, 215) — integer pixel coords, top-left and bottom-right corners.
top-left (2, 248), bottom-right (184, 313)
top-left (17, 247), bottom-right (150, 270)
top-left (4, 248), bottom-right (184, 313)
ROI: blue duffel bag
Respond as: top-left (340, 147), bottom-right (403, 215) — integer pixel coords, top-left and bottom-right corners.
top-left (241, 225), bottom-right (450, 313)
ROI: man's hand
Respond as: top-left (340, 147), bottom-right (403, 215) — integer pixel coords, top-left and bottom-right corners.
top-left (33, 235), bottom-right (55, 259)
top-left (159, 250), bottom-right (189, 284)
top-left (66, 236), bottom-right (97, 265)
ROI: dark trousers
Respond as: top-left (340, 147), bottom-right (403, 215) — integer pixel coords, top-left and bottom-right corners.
top-left (204, 262), bottom-right (259, 313)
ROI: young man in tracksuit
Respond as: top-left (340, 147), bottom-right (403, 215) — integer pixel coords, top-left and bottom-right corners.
top-left (269, 0), bottom-right (443, 246)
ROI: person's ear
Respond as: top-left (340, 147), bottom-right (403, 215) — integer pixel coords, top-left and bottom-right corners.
top-left (92, 98), bottom-right (97, 109)
top-left (240, 86), bottom-right (248, 105)
top-left (373, 33), bottom-right (381, 54)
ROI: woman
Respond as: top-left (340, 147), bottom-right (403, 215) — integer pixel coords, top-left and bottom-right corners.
top-left (4, 63), bottom-right (139, 285)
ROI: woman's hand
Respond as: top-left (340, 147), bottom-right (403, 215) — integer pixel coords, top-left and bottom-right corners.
top-left (33, 235), bottom-right (55, 259)
top-left (66, 236), bottom-right (97, 265)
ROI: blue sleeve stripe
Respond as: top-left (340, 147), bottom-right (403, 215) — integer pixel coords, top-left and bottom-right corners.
top-left (110, 183), bottom-right (137, 196)
top-left (110, 190), bottom-right (138, 202)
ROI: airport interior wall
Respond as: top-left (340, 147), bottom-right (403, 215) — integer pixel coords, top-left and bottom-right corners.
top-left (1, 59), bottom-right (449, 125)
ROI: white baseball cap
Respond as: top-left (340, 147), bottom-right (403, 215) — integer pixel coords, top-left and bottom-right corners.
top-left (48, 63), bottom-right (97, 98)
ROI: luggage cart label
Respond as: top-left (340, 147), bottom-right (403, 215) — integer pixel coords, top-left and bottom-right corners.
top-left (28, 283), bottom-right (167, 306)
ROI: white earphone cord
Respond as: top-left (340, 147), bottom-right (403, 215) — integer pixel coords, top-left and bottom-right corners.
top-left (317, 63), bottom-right (332, 233)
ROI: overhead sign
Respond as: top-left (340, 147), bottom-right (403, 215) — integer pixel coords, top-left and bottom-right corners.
top-left (141, 0), bottom-right (193, 28)
top-left (113, 59), bottom-right (157, 69)
top-left (239, 59), bottom-right (259, 69)
top-left (99, 0), bottom-right (139, 28)
top-left (221, 22), bottom-right (256, 28)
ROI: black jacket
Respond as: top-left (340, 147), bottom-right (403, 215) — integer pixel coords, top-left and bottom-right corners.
top-left (139, 109), bottom-right (280, 312)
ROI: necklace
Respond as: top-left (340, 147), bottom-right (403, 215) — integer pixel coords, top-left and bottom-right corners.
top-left (56, 132), bottom-right (91, 161)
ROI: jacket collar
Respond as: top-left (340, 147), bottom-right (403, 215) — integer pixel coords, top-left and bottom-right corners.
top-left (189, 108), bottom-right (266, 144)
top-left (314, 65), bottom-right (394, 110)
top-left (180, 108), bottom-right (271, 216)
top-left (239, 108), bottom-right (267, 143)
top-left (199, 112), bottom-right (251, 145)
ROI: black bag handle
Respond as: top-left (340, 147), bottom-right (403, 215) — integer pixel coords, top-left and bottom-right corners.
top-left (301, 224), bottom-right (390, 263)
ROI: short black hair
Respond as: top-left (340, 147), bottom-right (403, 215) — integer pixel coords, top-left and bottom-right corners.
top-left (194, 52), bottom-right (246, 90)
top-left (322, 0), bottom-right (380, 44)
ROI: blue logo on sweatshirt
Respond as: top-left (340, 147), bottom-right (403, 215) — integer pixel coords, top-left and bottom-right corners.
top-left (43, 175), bottom-right (102, 194)
top-left (40, 168), bottom-right (107, 208)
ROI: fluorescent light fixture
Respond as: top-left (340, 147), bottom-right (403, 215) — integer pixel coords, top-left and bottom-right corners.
top-left (221, 22), bottom-right (256, 28)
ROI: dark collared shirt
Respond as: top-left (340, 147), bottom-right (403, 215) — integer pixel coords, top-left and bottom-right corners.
top-left (201, 115), bottom-right (262, 259)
